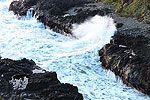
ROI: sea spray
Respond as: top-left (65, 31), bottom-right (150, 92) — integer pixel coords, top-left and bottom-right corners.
top-left (20, 9), bottom-right (34, 20)
top-left (53, 15), bottom-right (117, 57)
top-left (72, 15), bottom-right (116, 42)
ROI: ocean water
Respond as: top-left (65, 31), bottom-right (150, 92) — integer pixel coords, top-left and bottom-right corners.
top-left (0, 0), bottom-right (150, 100)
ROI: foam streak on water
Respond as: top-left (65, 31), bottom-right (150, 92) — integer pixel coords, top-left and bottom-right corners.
top-left (0, 0), bottom-right (150, 100)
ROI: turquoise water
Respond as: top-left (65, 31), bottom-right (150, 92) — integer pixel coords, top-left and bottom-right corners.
top-left (0, 0), bottom-right (150, 100)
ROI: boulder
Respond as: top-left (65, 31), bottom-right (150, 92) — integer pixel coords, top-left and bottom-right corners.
top-left (0, 58), bottom-right (83, 100)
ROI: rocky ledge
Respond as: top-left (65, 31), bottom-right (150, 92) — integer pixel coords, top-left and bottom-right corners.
top-left (0, 58), bottom-right (83, 100)
top-left (9, 0), bottom-right (150, 96)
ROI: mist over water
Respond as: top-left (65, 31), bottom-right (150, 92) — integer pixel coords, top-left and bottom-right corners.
top-left (55, 15), bottom-right (116, 57)
top-left (72, 15), bottom-right (116, 42)
top-left (0, 0), bottom-right (150, 100)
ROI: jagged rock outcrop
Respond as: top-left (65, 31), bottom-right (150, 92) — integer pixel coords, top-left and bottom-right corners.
top-left (99, 29), bottom-right (150, 94)
top-left (97, 2), bottom-right (150, 94)
top-left (0, 58), bottom-right (83, 100)
top-left (9, 0), bottom-right (113, 36)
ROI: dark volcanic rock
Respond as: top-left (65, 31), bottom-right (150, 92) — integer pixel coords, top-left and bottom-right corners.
top-left (9, 0), bottom-right (113, 36)
top-left (99, 10), bottom-right (150, 94)
top-left (99, 32), bottom-right (150, 94)
top-left (9, 0), bottom-right (39, 16)
top-left (0, 58), bottom-right (83, 100)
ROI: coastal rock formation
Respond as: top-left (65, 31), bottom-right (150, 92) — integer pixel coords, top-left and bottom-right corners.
top-left (9, 0), bottom-right (113, 36)
top-left (98, 5), bottom-right (150, 94)
top-left (99, 30), bottom-right (150, 94)
top-left (0, 58), bottom-right (83, 100)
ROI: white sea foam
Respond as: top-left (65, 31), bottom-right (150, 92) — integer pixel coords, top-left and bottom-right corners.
top-left (32, 68), bottom-right (46, 73)
top-left (72, 15), bottom-right (116, 43)
top-left (51, 15), bottom-right (116, 58)
top-left (0, 0), bottom-right (150, 100)
top-left (9, 76), bottom-right (28, 90)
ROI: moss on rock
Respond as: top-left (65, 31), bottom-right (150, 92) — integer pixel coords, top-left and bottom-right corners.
top-left (0, 96), bottom-right (5, 100)
top-left (96, 0), bottom-right (150, 24)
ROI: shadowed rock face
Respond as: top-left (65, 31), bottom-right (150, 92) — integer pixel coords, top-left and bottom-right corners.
top-left (99, 32), bottom-right (150, 94)
top-left (0, 58), bottom-right (83, 100)
top-left (9, 0), bottom-right (113, 36)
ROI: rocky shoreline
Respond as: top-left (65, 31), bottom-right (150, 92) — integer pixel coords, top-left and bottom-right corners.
top-left (8, 0), bottom-right (150, 97)
top-left (9, 0), bottom-right (113, 36)
top-left (0, 58), bottom-right (83, 100)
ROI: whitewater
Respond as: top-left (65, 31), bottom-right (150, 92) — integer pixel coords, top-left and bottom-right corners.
top-left (0, 0), bottom-right (150, 100)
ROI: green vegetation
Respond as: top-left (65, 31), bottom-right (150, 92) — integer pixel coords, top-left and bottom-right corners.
top-left (0, 96), bottom-right (5, 100)
top-left (101, 0), bottom-right (123, 10)
top-left (95, 0), bottom-right (150, 23)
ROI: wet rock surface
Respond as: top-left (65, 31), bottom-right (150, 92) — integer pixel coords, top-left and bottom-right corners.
top-left (99, 8), bottom-right (150, 94)
top-left (0, 58), bottom-right (83, 100)
top-left (99, 31), bottom-right (150, 94)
